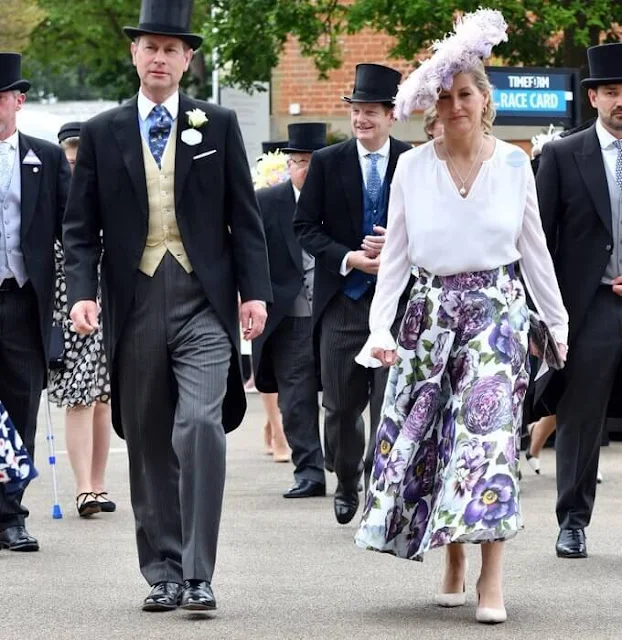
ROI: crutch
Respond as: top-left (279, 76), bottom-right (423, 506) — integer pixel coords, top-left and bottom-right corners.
top-left (43, 390), bottom-right (63, 519)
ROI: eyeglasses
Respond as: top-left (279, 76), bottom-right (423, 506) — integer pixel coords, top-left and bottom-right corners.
top-left (287, 158), bottom-right (310, 167)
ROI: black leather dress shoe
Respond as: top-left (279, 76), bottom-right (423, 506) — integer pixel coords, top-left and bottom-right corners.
top-left (180, 580), bottom-right (217, 611)
top-left (283, 479), bottom-right (326, 498)
top-left (334, 487), bottom-right (360, 525)
top-left (0, 525), bottom-right (39, 552)
top-left (556, 528), bottom-right (587, 558)
top-left (142, 582), bottom-right (183, 611)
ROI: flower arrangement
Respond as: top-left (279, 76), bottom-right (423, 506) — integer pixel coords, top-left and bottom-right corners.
top-left (251, 150), bottom-right (290, 190)
top-left (531, 124), bottom-right (563, 158)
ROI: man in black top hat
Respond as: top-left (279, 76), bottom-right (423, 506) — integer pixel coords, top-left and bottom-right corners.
top-left (535, 42), bottom-right (622, 559)
top-left (253, 123), bottom-right (328, 498)
top-left (261, 140), bottom-right (288, 155)
top-left (63, 0), bottom-right (271, 611)
top-left (294, 64), bottom-right (411, 525)
top-left (0, 52), bottom-right (71, 551)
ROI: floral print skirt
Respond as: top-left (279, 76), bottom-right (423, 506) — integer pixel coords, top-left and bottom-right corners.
top-left (355, 265), bottom-right (530, 561)
top-left (0, 401), bottom-right (37, 493)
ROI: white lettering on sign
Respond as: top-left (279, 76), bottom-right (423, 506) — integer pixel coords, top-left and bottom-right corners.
top-left (529, 92), bottom-right (559, 109)
top-left (508, 75), bottom-right (551, 89)
top-left (499, 92), bottom-right (527, 109)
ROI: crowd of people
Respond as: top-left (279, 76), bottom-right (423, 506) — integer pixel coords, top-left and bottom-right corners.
top-left (1, 0), bottom-right (621, 626)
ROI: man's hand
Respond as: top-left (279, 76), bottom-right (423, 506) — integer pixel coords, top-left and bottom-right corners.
top-left (347, 250), bottom-right (380, 275)
top-left (70, 300), bottom-right (99, 335)
top-left (240, 300), bottom-right (267, 341)
top-left (361, 225), bottom-right (386, 258)
top-left (370, 347), bottom-right (398, 367)
top-left (612, 276), bottom-right (622, 297)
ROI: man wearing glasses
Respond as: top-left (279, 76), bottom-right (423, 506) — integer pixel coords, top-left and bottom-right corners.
top-left (252, 123), bottom-right (328, 498)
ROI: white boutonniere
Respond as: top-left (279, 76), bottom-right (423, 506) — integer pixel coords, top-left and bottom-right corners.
top-left (182, 108), bottom-right (208, 146)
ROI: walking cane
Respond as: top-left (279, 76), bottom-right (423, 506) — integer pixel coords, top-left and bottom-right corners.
top-left (43, 390), bottom-right (63, 519)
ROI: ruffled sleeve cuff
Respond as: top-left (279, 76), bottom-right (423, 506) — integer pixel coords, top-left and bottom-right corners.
top-left (354, 329), bottom-right (397, 369)
top-left (549, 324), bottom-right (568, 347)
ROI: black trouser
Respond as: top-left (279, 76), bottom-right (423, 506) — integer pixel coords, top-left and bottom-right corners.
top-left (0, 281), bottom-right (46, 530)
top-left (556, 287), bottom-right (622, 529)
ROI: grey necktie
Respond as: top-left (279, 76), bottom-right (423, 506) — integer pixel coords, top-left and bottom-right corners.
top-left (0, 143), bottom-right (11, 199)
top-left (614, 139), bottom-right (622, 192)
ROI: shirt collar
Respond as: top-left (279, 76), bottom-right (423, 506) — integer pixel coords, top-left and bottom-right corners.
top-left (357, 137), bottom-right (391, 160)
top-left (292, 184), bottom-right (301, 202)
top-left (0, 129), bottom-right (19, 150)
top-left (596, 118), bottom-right (621, 150)
top-left (137, 90), bottom-right (180, 122)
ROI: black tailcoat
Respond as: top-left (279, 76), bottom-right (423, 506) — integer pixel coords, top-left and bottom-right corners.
top-left (63, 94), bottom-right (272, 436)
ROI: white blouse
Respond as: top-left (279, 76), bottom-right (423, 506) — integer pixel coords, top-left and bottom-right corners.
top-left (357, 138), bottom-right (569, 367)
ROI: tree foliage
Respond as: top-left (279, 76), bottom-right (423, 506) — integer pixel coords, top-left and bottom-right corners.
top-left (206, 0), bottom-right (622, 91)
top-left (23, 0), bottom-right (210, 101)
top-left (0, 0), bottom-right (46, 52)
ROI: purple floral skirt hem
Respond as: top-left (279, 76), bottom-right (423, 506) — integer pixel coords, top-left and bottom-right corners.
top-left (355, 266), bottom-right (529, 561)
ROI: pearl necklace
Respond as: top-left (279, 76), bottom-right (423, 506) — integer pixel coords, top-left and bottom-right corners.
top-left (444, 136), bottom-right (485, 197)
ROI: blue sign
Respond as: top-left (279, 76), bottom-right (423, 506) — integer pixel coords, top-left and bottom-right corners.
top-left (485, 66), bottom-right (579, 127)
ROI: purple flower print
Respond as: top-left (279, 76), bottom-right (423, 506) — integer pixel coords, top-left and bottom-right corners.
top-left (440, 291), bottom-right (493, 344)
top-left (429, 331), bottom-right (452, 376)
top-left (441, 270), bottom-right (497, 291)
top-left (394, 383), bottom-right (415, 419)
top-left (448, 349), bottom-right (478, 395)
top-left (407, 499), bottom-right (430, 557)
top-left (512, 373), bottom-right (529, 418)
top-left (402, 383), bottom-right (440, 441)
top-left (383, 450), bottom-right (408, 486)
top-left (430, 526), bottom-right (454, 549)
top-left (504, 433), bottom-right (519, 468)
top-left (373, 417), bottom-right (399, 480)
top-left (438, 409), bottom-right (456, 466)
top-left (385, 503), bottom-right (406, 542)
top-left (489, 314), bottom-right (525, 375)
top-left (451, 439), bottom-right (490, 499)
top-left (462, 375), bottom-right (513, 436)
top-left (398, 297), bottom-right (427, 350)
top-left (403, 438), bottom-right (437, 503)
top-left (463, 474), bottom-right (517, 527)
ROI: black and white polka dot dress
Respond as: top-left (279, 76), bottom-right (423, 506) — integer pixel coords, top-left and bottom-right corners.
top-left (47, 241), bottom-right (111, 408)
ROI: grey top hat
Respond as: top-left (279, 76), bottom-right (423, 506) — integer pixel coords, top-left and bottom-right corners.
top-left (123, 0), bottom-right (203, 50)
top-left (581, 43), bottom-right (622, 88)
top-left (0, 53), bottom-right (30, 93)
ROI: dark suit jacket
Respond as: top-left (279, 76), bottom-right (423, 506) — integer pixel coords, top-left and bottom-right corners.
top-left (18, 133), bottom-right (71, 365)
top-left (252, 180), bottom-right (307, 392)
top-left (534, 124), bottom-right (613, 411)
top-left (293, 136), bottom-right (412, 329)
top-left (63, 93), bottom-right (272, 436)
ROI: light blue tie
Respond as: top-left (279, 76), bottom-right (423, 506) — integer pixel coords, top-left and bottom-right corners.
top-left (614, 139), bottom-right (622, 192)
top-left (0, 143), bottom-right (11, 200)
top-left (148, 105), bottom-right (173, 169)
top-left (365, 152), bottom-right (382, 204)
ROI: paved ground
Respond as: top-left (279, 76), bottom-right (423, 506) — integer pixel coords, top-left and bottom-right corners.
top-left (4, 394), bottom-right (622, 639)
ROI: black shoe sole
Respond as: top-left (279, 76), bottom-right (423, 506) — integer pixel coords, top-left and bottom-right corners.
top-left (0, 541), bottom-right (39, 552)
top-left (180, 601), bottom-right (217, 612)
top-left (556, 550), bottom-right (587, 559)
top-left (142, 602), bottom-right (179, 612)
top-left (283, 490), bottom-right (326, 498)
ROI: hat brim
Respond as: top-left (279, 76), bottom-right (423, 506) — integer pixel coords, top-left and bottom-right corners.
top-left (581, 76), bottom-right (622, 88)
top-left (123, 26), bottom-right (203, 51)
top-left (342, 94), bottom-right (395, 105)
top-left (0, 80), bottom-right (31, 94)
top-left (281, 144), bottom-right (326, 153)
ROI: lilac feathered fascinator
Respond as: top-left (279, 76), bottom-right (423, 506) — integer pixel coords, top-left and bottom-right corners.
top-left (394, 8), bottom-right (508, 120)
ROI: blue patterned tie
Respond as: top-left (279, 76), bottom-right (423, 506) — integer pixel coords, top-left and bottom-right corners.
top-left (148, 105), bottom-right (173, 168)
top-left (615, 139), bottom-right (622, 191)
top-left (365, 152), bottom-right (382, 204)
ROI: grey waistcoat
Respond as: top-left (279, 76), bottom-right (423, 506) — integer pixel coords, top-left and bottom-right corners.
top-left (0, 147), bottom-right (27, 286)
top-left (601, 156), bottom-right (622, 284)
top-left (287, 249), bottom-right (315, 317)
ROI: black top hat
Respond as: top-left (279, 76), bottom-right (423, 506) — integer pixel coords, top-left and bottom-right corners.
top-left (58, 121), bottom-right (82, 143)
top-left (0, 53), bottom-right (30, 94)
top-left (281, 123), bottom-right (327, 154)
top-left (581, 43), bottom-right (622, 88)
top-left (123, 0), bottom-right (203, 51)
top-left (342, 63), bottom-right (401, 104)
top-left (261, 141), bottom-right (288, 154)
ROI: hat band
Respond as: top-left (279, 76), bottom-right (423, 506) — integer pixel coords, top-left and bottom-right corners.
top-left (136, 22), bottom-right (196, 35)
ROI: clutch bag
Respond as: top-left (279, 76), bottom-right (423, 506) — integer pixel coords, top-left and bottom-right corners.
top-left (48, 324), bottom-right (65, 370)
top-left (528, 311), bottom-right (564, 370)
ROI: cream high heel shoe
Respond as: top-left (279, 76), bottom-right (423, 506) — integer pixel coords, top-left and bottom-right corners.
top-left (525, 422), bottom-right (541, 474)
top-left (476, 584), bottom-right (507, 624)
top-left (435, 561), bottom-right (467, 607)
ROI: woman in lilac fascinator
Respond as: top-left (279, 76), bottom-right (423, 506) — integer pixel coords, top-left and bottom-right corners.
top-left (354, 8), bottom-right (569, 625)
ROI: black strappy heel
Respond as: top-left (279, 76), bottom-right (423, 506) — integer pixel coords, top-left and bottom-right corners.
top-left (76, 492), bottom-right (101, 518)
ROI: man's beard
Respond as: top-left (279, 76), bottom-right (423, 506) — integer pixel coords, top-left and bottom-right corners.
top-left (602, 110), bottom-right (622, 132)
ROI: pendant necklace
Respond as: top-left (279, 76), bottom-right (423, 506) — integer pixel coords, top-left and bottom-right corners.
top-left (444, 136), bottom-right (485, 197)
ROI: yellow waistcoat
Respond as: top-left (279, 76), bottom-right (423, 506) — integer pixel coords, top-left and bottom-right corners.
top-left (138, 122), bottom-right (193, 276)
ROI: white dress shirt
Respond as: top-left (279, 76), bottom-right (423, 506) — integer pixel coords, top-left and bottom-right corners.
top-left (340, 138), bottom-right (392, 276)
top-left (137, 90), bottom-right (180, 142)
top-left (0, 130), bottom-right (19, 191)
top-left (595, 117), bottom-right (620, 178)
top-left (357, 138), bottom-right (569, 366)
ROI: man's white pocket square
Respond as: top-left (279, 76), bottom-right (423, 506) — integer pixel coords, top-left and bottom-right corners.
top-left (22, 150), bottom-right (42, 165)
top-left (193, 150), bottom-right (217, 160)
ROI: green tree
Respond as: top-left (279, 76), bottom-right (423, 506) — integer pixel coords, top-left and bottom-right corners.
top-left (24, 0), bottom-right (210, 102)
top-left (0, 0), bottom-right (46, 51)
top-left (205, 0), bottom-right (621, 97)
